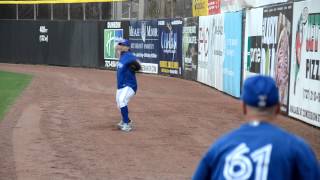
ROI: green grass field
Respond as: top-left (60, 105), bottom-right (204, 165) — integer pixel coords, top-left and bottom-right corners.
top-left (0, 71), bottom-right (32, 121)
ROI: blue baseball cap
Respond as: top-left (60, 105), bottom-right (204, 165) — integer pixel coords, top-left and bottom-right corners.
top-left (117, 39), bottom-right (131, 47)
top-left (241, 75), bottom-right (279, 108)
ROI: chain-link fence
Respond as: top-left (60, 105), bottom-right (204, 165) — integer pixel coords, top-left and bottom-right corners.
top-left (0, 3), bottom-right (113, 20)
top-left (0, 0), bottom-right (193, 20)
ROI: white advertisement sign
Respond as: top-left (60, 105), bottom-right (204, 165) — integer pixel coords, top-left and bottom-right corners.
top-left (289, 0), bottom-right (320, 127)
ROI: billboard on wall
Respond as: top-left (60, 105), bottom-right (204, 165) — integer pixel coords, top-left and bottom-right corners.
top-left (244, 3), bottom-right (293, 112)
top-left (193, 0), bottom-right (209, 16)
top-left (212, 14), bottom-right (225, 91)
top-left (209, 0), bottom-right (221, 15)
top-left (289, 0), bottom-right (320, 127)
top-left (198, 14), bottom-right (224, 90)
top-left (129, 20), bottom-right (159, 74)
top-left (223, 11), bottom-right (242, 98)
top-left (182, 17), bottom-right (199, 80)
top-left (104, 21), bottom-right (129, 70)
top-left (158, 19), bottom-right (183, 76)
top-left (198, 15), bottom-right (214, 86)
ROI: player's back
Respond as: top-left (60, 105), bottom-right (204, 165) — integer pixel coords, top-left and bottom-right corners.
top-left (194, 121), bottom-right (320, 180)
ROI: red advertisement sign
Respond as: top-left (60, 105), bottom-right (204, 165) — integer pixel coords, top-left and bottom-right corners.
top-left (208, 0), bottom-right (221, 14)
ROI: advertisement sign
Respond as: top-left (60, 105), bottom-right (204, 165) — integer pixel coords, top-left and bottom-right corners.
top-left (193, 0), bottom-right (209, 16)
top-left (244, 3), bottom-right (293, 112)
top-left (104, 21), bottom-right (129, 70)
top-left (198, 15), bottom-right (214, 86)
top-left (198, 14), bottom-right (224, 90)
top-left (182, 17), bottom-right (199, 80)
top-left (209, 0), bottom-right (221, 15)
top-left (212, 14), bottom-right (225, 91)
top-left (129, 20), bottom-right (159, 74)
top-left (289, 0), bottom-right (320, 127)
top-left (158, 19), bottom-right (183, 76)
top-left (223, 11), bottom-right (242, 98)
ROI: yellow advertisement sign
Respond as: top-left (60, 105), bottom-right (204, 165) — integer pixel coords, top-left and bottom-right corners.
top-left (192, 0), bottom-right (208, 17)
top-left (0, 0), bottom-right (126, 4)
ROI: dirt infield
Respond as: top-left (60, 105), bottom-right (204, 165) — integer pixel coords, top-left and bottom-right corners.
top-left (0, 63), bottom-right (319, 180)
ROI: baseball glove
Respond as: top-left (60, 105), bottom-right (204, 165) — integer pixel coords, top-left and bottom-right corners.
top-left (129, 60), bottom-right (141, 72)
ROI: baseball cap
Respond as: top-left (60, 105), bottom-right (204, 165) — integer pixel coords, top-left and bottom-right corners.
top-left (241, 75), bottom-right (279, 108)
top-left (117, 39), bottom-right (131, 47)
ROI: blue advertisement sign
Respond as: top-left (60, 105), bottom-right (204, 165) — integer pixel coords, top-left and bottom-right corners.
top-left (223, 11), bottom-right (242, 98)
top-left (158, 19), bottom-right (183, 76)
top-left (129, 20), bottom-right (159, 74)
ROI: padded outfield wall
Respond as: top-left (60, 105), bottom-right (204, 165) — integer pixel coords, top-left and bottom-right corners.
top-left (0, 20), bottom-right (104, 68)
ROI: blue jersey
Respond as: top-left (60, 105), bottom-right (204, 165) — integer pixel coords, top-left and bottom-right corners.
top-left (116, 51), bottom-right (138, 92)
top-left (193, 122), bottom-right (320, 180)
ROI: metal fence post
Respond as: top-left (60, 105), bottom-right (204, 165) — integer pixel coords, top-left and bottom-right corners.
top-left (16, 4), bottom-right (19, 20)
top-left (68, 4), bottom-right (70, 20)
top-left (83, 3), bottom-right (86, 20)
top-left (99, 2), bottom-right (102, 20)
top-left (34, 4), bottom-right (36, 20)
top-left (50, 4), bottom-right (53, 20)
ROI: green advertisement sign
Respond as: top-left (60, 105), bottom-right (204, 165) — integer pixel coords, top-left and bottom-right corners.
top-left (104, 29), bottom-right (123, 60)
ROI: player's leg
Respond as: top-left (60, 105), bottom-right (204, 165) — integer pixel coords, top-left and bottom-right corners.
top-left (117, 86), bottom-right (135, 131)
top-left (116, 89), bottom-right (125, 128)
top-left (120, 86), bottom-right (135, 124)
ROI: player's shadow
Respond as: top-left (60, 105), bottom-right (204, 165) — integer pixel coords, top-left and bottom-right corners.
top-left (87, 122), bottom-right (120, 131)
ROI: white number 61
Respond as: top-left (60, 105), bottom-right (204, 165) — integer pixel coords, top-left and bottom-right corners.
top-left (223, 143), bottom-right (272, 180)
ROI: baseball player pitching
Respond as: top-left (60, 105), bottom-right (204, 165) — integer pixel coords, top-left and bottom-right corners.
top-left (193, 75), bottom-right (320, 180)
top-left (115, 39), bottom-right (141, 132)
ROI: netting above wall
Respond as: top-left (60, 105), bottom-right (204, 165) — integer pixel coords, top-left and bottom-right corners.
top-left (0, 0), bottom-right (122, 20)
top-left (0, 0), bottom-right (194, 20)
top-left (0, 3), bottom-right (113, 20)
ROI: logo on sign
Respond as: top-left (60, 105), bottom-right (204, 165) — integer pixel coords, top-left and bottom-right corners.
top-left (141, 63), bottom-right (158, 74)
top-left (104, 29), bottom-right (123, 60)
top-left (39, 26), bottom-right (48, 33)
top-left (107, 22), bottom-right (121, 29)
top-left (141, 22), bottom-right (146, 42)
top-left (39, 25), bottom-right (48, 43)
top-left (39, 35), bottom-right (48, 42)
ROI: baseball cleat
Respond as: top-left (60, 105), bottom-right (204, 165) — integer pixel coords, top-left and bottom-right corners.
top-left (117, 119), bottom-right (132, 129)
top-left (120, 123), bottom-right (133, 132)
top-left (117, 121), bottom-right (124, 129)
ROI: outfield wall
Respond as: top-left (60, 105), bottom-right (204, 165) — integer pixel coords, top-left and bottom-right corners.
top-left (0, 0), bottom-right (319, 127)
top-left (0, 20), bottom-right (104, 67)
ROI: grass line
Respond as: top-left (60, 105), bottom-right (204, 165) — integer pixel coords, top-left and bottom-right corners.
top-left (0, 71), bottom-right (32, 121)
